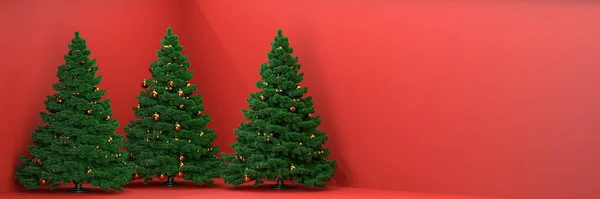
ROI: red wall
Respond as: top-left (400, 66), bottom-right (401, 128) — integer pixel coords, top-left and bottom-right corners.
top-left (184, 1), bottom-right (600, 199)
top-left (2, 1), bottom-right (600, 199)
top-left (0, 0), bottom-right (184, 193)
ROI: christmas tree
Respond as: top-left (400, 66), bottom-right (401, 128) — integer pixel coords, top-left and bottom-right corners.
top-left (124, 27), bottom-right (221, 186)
top-left (221, 30), bottom-right (336, 189)
top-left (14, 32), bottom-right (132, 192)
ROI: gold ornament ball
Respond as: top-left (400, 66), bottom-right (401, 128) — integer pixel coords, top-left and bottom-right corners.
top-left (158, 174), bottom-right (167, 180)
top-left (108, 136), bottom-right (113, 142)
top-left (196, 111), bottom-right (202, 116)
top-left (243, 176), bottom-right (251, 182)
top-left (266, 137), bottom-right (270, 142)
top-left (289, 106), bottom-right (296, 112)
top-left (105, 116), bottom-right (111, 121)
top-left (296, 85), bottom-right (301, 89)
top-left (133, 172), bottom-right (141, 179)
top-left (186, 81), bottom-right (191, 87)
top-left (179, 155), bottom-right (185, 161)
top-left (135, 104), bottom-right (140, 111)
top-left (179, 162), bottom-right (184, 168)
top-left (177, 171), bottom-right (184, 178)
top-left (179, 104), bottom-right (185, 109)
top-left (310, 134), bottom-right (316, 139)
top-left (141, 79), bottom-right (149, 88)
top-left (85, 167), bottom-right (92, 174)
top-left (152, 113), bottom-right (160, 121)
top-left (200, 131), bottom-right (205, 136)
top-left (259, 95), bottom-right (265, 101)
top-left (290, 164), bottom-right (297, 170)
top-left (155, 135), bottom-right (160, 140)
top-left (55, 97), bottom-right (63, 103)
top-left (299, 142), bottom-right (303, 146)
top-left (95, 145), bottom-right (99, 149)
top-left (39, 178), bottom-right (47, 185)
top-left (94, 86), bottom-right (100, 92)
top-left (167, 80), bottom-right (174, 87)
top-left (177, 89), bottom-right (185, 97)
top-left (86, 109), bottom-right (93, 115)
top-left (149, 90), bottom-right (158, 98)
top-left (174, 123), bottom-right (182, 131)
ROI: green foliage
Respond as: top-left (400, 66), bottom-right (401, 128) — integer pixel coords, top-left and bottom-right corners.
top-left (14, 32), bottom-right (133, 192)
top-left (221, 30), bottom-right (336, 188)
top-left (124, 27), bottom-right (221, 185)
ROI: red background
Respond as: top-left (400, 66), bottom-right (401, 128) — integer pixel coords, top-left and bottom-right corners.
top-left (1, 1), bottom-right (600, 199)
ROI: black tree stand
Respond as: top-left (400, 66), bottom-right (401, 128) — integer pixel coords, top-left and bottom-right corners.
top-left (271, 179), bottom-right (290, 190)
top-left (67, 182), bottom-right (88, 193)
top-left (162, 176), bottom-right (179, 187)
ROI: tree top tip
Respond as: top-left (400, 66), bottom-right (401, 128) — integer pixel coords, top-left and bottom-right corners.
top-left (166, 27), bottom-right (173, 34)
top-left (277, 29), bottom-right (283, 35)
top-left (74, 31), bottom-right (80, 37)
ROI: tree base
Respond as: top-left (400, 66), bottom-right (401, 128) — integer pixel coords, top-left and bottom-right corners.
top-left (67, 188), bottom-right (89, 193)
top-left (271, 179), bottom-right (290, 190)
top-left (161, 176), bottom-right (179, 187)
top-left (67, 183), bottom-right (88, 193)
top-left (162, 182), bottom-right (179, 187)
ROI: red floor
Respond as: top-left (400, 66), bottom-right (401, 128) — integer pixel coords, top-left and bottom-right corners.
top-left (1, 181), bottom-right (506, 199)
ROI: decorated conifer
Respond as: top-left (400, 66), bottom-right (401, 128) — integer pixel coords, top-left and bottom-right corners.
top-left (124, 27), bottom-right (221, 186)
top-left (14, 32), bottom-right (132, 192)
top-left (222, 30), bottom-right (336, 189)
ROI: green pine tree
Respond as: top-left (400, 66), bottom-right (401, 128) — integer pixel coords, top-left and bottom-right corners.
top-left (14, 32), bottom-right (133, 192)
top-left (124, 27), bottom-right (221, 186)
top-left (222, 30), bottom-right (336, 189)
